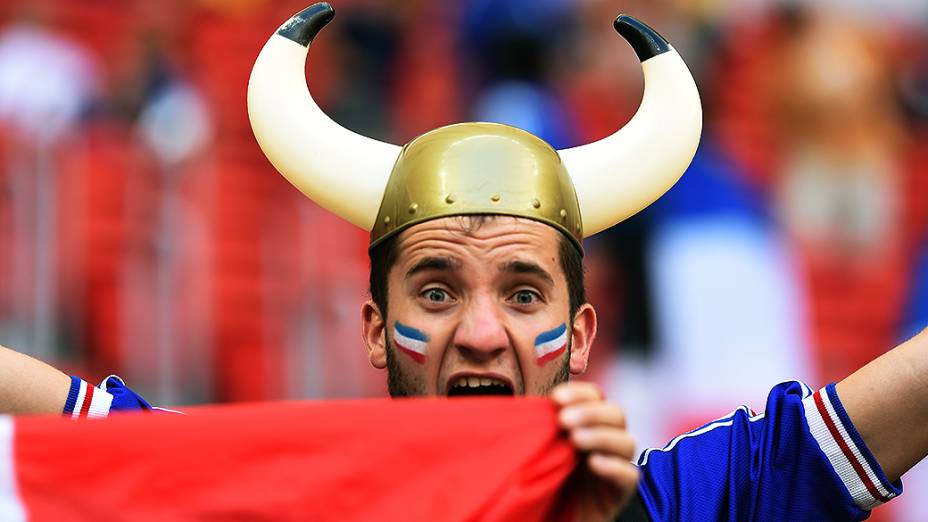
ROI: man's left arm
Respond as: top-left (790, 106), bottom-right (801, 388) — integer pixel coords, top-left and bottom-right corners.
top-left (837, 327), bottom-right (928, 482)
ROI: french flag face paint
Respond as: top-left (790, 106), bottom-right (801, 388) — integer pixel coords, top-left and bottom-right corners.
top-left (393, 322), bottom-right (429, 364)
top-left (534, 324), bottom-right (568, 365)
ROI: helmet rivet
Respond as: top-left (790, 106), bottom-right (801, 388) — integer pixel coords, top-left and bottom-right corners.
top-left (531, 198), bottom-right (541, 209)
top-left (445, 194), bottom-right (456, 204)
top-left (383, 215), bottom-right (391, 224)
top-left (559, 209), bottom-right (567, 219)
top-left (408, 203), bottom-right (418, 214)
top-left (490, 193), bottom-right (501, 203)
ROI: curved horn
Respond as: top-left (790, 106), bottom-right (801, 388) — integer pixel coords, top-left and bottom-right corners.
top-left (247, 3), bottom-right (401, 231)
top-left (559, 15), bottom-right (702, 237)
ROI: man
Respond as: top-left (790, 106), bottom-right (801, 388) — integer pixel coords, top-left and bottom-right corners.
top-left (1, 3), bottom-right (926, 520)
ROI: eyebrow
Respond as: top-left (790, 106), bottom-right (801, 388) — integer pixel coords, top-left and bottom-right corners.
top-left (405, 256), bottom-right (460, 280)
top-left (500, 260), bottom-right (555, 287)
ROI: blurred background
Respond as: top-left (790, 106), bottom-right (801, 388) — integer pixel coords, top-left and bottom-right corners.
top-left (0, 0), bottom-right (925, 517)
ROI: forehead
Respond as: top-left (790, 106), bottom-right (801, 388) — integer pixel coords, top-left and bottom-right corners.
top-left (394, 216), bottom-right (563, 268)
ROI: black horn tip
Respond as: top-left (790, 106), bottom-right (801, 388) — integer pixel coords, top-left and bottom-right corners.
top-left (613, 15), bottom-right (671, 62)
top-left (277, 2), bottom-right (335, 47)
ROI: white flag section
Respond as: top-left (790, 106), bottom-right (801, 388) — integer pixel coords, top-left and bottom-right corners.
top-left (0, 417), bottom-right (25, 522)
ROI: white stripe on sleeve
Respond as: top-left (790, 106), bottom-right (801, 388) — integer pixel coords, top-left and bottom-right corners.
top-left (639, 406), bottom-right (761, 466)
top-left (86, 387), bottom-right (114, 419)
top-left (818, 390), bottom-right (893, 502)
top-left (801, 391), bottom-right (895, 510)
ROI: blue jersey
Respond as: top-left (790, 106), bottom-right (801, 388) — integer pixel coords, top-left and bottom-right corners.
top-left (636, 381), bottom-right (902, 521)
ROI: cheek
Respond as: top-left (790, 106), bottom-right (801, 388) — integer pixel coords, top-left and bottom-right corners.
top-left (532, 323), bottom-right (569, 367)
top-left (392, 321), bottom-right (430, 365)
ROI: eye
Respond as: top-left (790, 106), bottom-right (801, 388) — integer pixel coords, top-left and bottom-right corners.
top-left (423, 288), bottom-right (450, 303)
top-left (511, 289), bottom-right (541, 306)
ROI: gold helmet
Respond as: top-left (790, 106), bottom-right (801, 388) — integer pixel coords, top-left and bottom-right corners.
top-left (247, 2), bottom-right (702, 253)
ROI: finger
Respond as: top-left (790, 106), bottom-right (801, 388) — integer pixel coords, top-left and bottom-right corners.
top-left (570, 427), bottom-right (637, 460)
top-left (587, 453), bottom-right (640, 493)
top-left (559, 402), bottom-right (626, 429)
top-left (550, 382), bottom-right (604, 406)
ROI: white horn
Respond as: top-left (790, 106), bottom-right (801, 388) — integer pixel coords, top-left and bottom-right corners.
top-left (247, 3), bottom-right (401, 231)
top-left (560, 15), bottom-right (702, 237)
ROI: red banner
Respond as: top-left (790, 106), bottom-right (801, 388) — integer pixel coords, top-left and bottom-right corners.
top-left (2, 398), bottom-right (576, 521)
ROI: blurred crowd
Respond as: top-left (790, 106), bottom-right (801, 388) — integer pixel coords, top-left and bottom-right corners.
top-left (0, 0), bottom-right (926, 517)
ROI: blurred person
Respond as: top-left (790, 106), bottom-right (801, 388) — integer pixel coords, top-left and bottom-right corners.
top-left (125, 27), bottom-right (214, 406)
top-left (553, 0), bottom-right (711, 367)
top-left (458, 0), bottom-right (574, 88)
top-left (461, 0), bottom-right (578, 148)
top-left (322, 2), bottom-right (401, 141)
top-left (472, 83), bottom-right (576, 150)
top-left (0, 2), bottom-right (101, 362)
top-left (60, 22), bottom-right (214, 406)
top-left (1, 4), bottom-right (927, 521)
top-left (0, 4), bottom-right (99, 144)
top-left (768, 10), bottom-right (910, 382)
top-left (644, 141), bottom-right (815, 433)
top-left (772, 12), bottom-right (903, 265)
top-left (710, 9), bottom-right (928, 519)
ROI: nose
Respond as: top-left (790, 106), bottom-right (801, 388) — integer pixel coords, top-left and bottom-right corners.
top-left (452, 294), bottom-right (509, 361)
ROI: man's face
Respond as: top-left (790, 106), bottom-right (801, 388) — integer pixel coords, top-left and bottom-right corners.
top-left (361, 216), bottom-right (596, 397)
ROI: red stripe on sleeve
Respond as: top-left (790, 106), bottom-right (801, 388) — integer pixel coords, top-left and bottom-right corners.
top-left (77, 385), bottom-right (95, 418)
top-left (813, 390), bottom-right (890, 504)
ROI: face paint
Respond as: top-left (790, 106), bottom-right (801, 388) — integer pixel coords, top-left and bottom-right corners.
top-left (534, 324), bottom-right (568, 365)
top-left (393, 322), bottom-right (429, 364)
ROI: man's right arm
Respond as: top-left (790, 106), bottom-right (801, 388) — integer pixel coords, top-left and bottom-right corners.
top-left (836, 327), bottom-right (928, 483)
top-left (0, 345), bottom-right (72, 415)
top-left (635, 380), bottom-right (896, 520)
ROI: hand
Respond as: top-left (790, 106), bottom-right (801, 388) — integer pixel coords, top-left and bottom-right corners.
top-left (551, 382), bottom-right (639, 522)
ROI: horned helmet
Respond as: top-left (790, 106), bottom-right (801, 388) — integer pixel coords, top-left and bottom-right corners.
top-left (247, 3), bottom-right (702, 253)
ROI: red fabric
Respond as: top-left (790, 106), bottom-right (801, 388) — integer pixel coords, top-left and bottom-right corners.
top-left (13, 398), bottom-right (576, 521)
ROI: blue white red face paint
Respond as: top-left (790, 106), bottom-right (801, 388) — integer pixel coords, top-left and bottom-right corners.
top-left (534, 324), bottom-right (568, 365)
top-left (393, 322), bottom-right (429, 364)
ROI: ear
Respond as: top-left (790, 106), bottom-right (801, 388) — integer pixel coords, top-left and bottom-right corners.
top-left (361, 300), bottom-right (388, 369)
top-left (568, 303), bottom-right (597, 375)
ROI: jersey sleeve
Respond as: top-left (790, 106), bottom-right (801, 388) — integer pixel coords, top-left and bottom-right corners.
top-left (635, 381), bottom-right (902, 521)
top-left (62, 375), bottom-right (175, 418)
top-left (61, 376), bottom-right (115, 418)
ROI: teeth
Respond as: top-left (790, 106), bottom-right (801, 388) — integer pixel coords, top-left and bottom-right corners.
top-left (452, 376), bottom-right (508, 389)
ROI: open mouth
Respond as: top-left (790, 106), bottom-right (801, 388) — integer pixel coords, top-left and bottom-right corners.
top-left (447, 376), bottom-right (514, 397)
